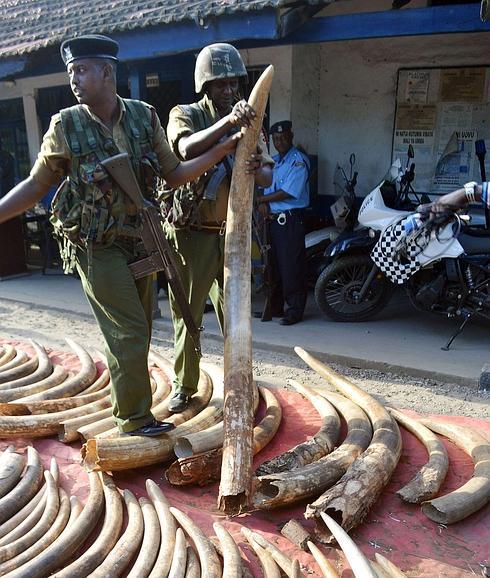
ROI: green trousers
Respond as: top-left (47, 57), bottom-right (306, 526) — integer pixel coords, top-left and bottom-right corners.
top-left (166, 226), bottom-right (225, 395)
top-left (76, 243), bottom-right (155, 433)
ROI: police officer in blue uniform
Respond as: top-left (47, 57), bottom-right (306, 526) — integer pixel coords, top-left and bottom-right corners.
top-left (256, 121), bottom-right (310, 325)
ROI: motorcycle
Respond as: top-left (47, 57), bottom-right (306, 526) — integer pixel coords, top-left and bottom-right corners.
top-left (314, 146), bottom-right (490, 348)
top-left (305, 153), bottom-right (359, 287)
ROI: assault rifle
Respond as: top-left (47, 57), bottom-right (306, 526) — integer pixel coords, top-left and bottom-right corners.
top-left (101, 152), bottom-right (202, 356)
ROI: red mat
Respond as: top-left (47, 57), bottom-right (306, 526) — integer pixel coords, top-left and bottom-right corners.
top-left (1, 339), bottom-right (489, 577)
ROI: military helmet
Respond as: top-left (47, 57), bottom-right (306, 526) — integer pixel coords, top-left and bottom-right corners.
top-left (194, 43), bottom-right (247, 94)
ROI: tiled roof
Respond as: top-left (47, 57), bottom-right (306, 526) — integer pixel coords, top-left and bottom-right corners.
top-left (0, 0), bottom-right (326, 58)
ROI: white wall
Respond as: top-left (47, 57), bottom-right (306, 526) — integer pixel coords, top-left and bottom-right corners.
top-left (317, 32), bottom-right (490, 196)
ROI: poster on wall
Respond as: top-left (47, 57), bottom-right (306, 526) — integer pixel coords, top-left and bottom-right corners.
top-left (393, 104), bottom-right (436, 192)
top-left (395, 67), bottom-right (489, 196)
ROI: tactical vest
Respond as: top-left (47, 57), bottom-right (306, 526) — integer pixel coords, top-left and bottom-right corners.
top-left (163, 99), bottom-right (233, 228)
top-left (50, 99), bottom-right (160, 273)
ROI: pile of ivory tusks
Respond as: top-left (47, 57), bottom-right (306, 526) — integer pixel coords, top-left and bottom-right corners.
top-left (0, 448), bottom-right (314, 578)
top-left (252, 347), bottom-right (490, 545)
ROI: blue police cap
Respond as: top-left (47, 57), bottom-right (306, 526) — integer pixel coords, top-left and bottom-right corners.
top-left (60, 34), bottom-right (119, 66)
top-left (270, 120), bottom-right (292, 134)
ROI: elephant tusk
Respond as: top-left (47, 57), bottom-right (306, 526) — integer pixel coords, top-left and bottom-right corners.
top-left (170, 506), bottom-right (222, 578)
top-left (55, 472), bottom-right (122, 578)
top-left (419, 418), bottom-right (490, 524)
top-left (387, 407), bottom-right (449, 503)
top-left (0, 458), bottom-right (58, 540)
top-left (0, 470), bottom-right (59, 563)
top-left (17, 338), bottom-right (96, 401)
top-left (184, 546), bottom-right (201, 578)
top-left (253, 390), bottom-right (371, 510)
top-left (374, 553), bottom-right (408, 577)
top-left (219, 64), bottom-right (274, 516)
top-left (241, 528), bottom-right (281, 578)
top-left (146, 479), bottom-right (177, 578)
top-left (0, 447), bottom-right (25, 499)
top-left (256, 380), bottom-right (340, 476)
top-left (319, 512), bottom-right (377, 578)
top-left (168, 527), bottom-right (188, 578)
top-left (82, 366), bottom-right (216, 471)
top-left (0, 351), bottom-right (29, 375)
top-left (0, 446), bottom-right (44, 524)
top-left (213, 522), bottom-right (242, 578)
top-left (0, 341), bottom-right (51, 389)
top-left (0, 365), bottom-right (68, 403)
top-left (166, 385), bottom-right (281, 487)
top-left (5, 471), bottom-right (104, 578)
top-left (89, 489), bottom-right (144, 578)
top-left (0, 345), bottom-right (16, 368)
top-left (0, 488), bottom-right (70, 576)
top-left (126, 497), bottom-right (160, 578)
top-left (295, 347), bottom-right (402, 543)
top-left (306, 541), bottom-right (340, 578)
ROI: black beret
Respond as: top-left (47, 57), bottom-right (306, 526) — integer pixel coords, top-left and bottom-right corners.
top-left (270, 120), bottom-right (292, 134)
top-left (60, 34), bottom-right (119, 66)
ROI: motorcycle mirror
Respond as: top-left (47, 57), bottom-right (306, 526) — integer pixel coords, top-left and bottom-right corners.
top-left (482, 0), bottom-right (489, 22)
top-left (349, 153), bottom-right (356, 166)
top-left (408, 144), bottom-right (414, 159)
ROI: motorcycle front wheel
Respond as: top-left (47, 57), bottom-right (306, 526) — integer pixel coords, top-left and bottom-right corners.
top-left (314, 254), bottom-right (394, 322)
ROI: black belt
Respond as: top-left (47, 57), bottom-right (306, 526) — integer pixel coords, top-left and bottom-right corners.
top-left (269, 209), bottom-right (304, 223)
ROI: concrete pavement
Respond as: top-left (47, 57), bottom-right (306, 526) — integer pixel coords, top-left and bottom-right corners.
top-left (0, 269), bottom-right (488, 388)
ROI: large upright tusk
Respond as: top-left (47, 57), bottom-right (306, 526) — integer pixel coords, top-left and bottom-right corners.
top-left (0, 471), bottom-right (59, 563)
top-left (0, 447), bottom-right (43, 524)
top-left (55, 473), bottom-right (122, 578)
top-left (306, 541), bottom-right (340, 578)
top-left (295, 347), bottom-right (402, 542)
top-left (0, 365), bottom-right (68, 403)
top-left (418, 418), bottom-right (490, 524)
top-left (82, 367), bottom-right (216, 471)
top-left (241, 528), bottom-right (281, 578)
top-left (76, 350), bottom-right (108, 395)
top-left (147, 479), bottom-right (176, 578)
top-left (374, 553), bottom-right (407, 577)
top-left (256, 380), bottom-right (340, 476)
top-left (213, 522), bottom-right (242, 578)
top-left (18, 338), bottom-right (96, 401)
top-left (89, 489), bottom-right (143, 578)
top-left (220, 64), bottom-right (274, 516)
top-left (168, 527), bottom-right (187, 578)
top-left (387, 407), bottom-right (449, 503)
top-left (0, 345), bottom-right (16, 368)
top-left (170, 506), bottom-right (222, 578)
top-left (0, 351), bottom-right (28, 375)
top-left (126, 497), bottom-right (160, 578)
top-left (0, 341), bottom-right (51, 388)
top-left (0, 447), bottom-right (25, 499)
top-left (5, 471), bottom-right (104, 578)
top-left (0, 488), bottom-right (70, 576)
top-left (319, 512), bottom-right (377, 578)
top-left (166, 385), bottom-right (281, 486)
top-left (0, 458), bottom-right (58, 540)
top-left (253, 391), bottom-right (371, 510)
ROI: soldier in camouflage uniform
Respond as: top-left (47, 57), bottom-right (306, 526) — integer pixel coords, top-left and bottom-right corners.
top-left (0, 35), bottom-right (240, 437)
top-left (165, 43), bottom-right (273, 413)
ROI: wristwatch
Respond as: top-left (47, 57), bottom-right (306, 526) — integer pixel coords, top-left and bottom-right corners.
top-left (463, 181), bottom-right (477, 204)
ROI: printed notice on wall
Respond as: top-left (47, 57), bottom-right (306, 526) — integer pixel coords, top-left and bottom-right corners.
top-left (395, 67), bottom-right (489, 195)
top-left (405, 71), bottom-right (430, 104)
top-left (439, 68), bottom-right (485, 102)
top-left (393, 105), bottom-right (436, 191)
